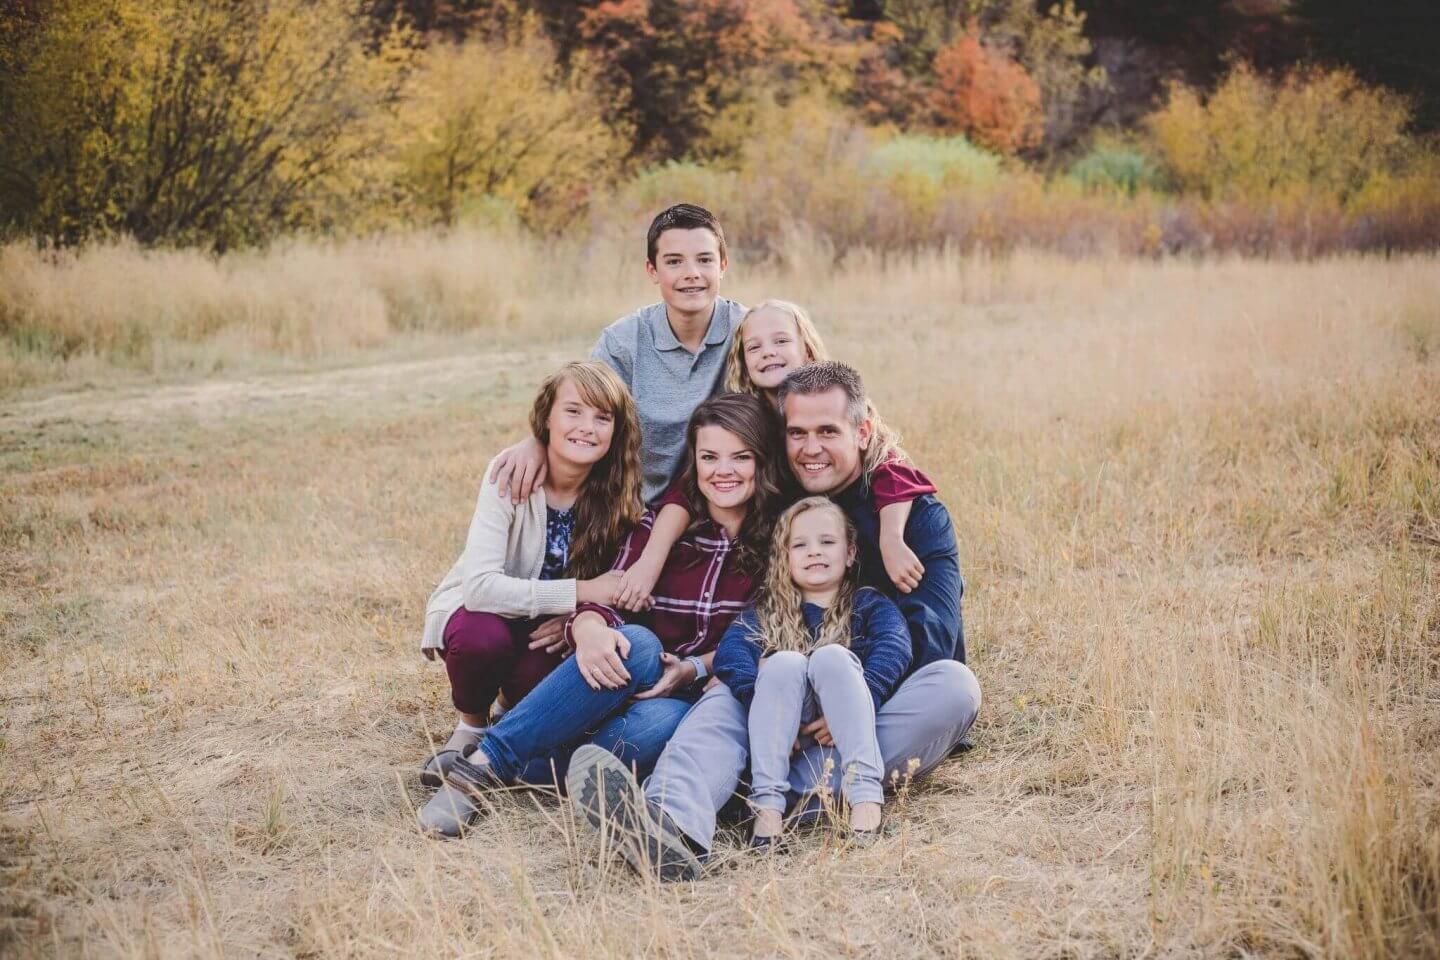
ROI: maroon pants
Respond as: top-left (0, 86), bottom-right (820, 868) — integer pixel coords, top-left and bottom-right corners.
top-left (442, 609), bottom-right (565, 716)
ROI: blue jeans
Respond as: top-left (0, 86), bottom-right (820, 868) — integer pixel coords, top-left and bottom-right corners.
top-left (515, 694), bottom-right (698, 786)
top-left (478, 624), bottom-right (691, 782)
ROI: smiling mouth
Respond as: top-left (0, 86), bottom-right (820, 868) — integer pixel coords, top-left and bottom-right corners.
top-left (677, 286), bottom-right (707, 294)
top-left (804, 562), bottom-right (829, 570)
top-left (567, 437), bottom-right (598, 448)
top-left (800, 462), bottom-right (828, 473)
top-left (710, 480), bottom-right (740, 492)
top-left (759, 362), bottom-right (786, 373)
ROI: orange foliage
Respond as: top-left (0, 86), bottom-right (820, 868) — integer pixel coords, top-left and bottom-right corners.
top-left (930, 34), bottom-right (1042, 155)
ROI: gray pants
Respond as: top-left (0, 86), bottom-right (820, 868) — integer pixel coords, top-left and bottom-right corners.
top-left (748, 645), bottom-right (884, 812)
top-left (644, 658), bottom-right (982, 852)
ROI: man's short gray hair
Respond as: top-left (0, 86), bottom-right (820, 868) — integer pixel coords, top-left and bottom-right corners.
top-left (776, 361), bottom-right (869, 427)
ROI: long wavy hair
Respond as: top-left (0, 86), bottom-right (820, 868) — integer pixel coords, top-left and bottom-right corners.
top-left (750, 497), bottom-right (860, 653)
top-left (675, 392), bottom-right (787, 576)
top-left (727, 305), bottom-right (913, 482)
top-left (528, 361), bottom-right (643, 580)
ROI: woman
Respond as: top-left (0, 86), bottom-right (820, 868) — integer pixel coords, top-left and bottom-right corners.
top-left (420, 392), bottom-right (787, 838)
top-left (417, 360), bottom-right (642, 788)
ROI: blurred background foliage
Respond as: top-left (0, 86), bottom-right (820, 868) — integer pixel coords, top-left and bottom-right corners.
top-left (1, 0), bottom-right (1437, 255)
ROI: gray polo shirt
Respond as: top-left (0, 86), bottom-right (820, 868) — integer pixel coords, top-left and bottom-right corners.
top-left (592, 298), bottom-right (747, 503)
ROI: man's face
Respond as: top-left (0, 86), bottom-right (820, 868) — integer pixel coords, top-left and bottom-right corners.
top-left (783, 387), bottom-right (871, 494)
top-left (646, 228), bottom-right (726, 322)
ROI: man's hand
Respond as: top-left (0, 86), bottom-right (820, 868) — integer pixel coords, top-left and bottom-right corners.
top-left (633, 652), bottom-right (696, 700)
top-left (800, 715), bottom-right (834, 748)
top-left (880, 533), bottom-right (924, 594)
top-left (526, 616), bottom-right (569, 654)
top-left (488, 436), bottom-right (548, 505)
top-left (614, 555), bottom-right (662, 612)
top-left (574, 626), bottom-right (632, 691)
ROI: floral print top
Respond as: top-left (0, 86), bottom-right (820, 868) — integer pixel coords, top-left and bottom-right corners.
top-left (538, 505), bottom-right (576, 581)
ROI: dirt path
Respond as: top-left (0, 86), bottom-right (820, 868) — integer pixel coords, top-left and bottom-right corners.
top-left (0, 351), bottom-right (572, 443)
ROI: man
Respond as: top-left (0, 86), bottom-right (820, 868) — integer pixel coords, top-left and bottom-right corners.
top-left (565, 361), bottom-right (982, 881)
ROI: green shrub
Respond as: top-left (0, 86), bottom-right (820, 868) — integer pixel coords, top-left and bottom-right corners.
top-left (1068, 144), bottom-right (1164, 196)
top-left (866, 134), bottom-right (1004, 188)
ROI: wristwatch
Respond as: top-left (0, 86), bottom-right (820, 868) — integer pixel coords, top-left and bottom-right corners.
top-left (685, 656), bottom-right (708, 682)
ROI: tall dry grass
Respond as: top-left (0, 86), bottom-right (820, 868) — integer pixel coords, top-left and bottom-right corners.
top-left (1, 244), bottom-right (1438, 958)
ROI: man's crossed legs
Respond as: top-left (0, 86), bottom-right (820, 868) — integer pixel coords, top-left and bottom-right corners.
top-left (566, 658), bottom-right (982, 880)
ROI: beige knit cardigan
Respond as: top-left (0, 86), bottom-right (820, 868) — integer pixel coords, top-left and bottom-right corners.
top-left (421, 455), bottom-right (579, 654)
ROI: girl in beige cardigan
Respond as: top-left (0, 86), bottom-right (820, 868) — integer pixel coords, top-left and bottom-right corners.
top-left (419, 361), bottom-right (643, 785)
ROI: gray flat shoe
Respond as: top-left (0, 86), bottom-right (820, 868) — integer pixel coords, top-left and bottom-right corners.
top-left (419, 749), bottom-right (460, 789)
top-left (417, 782), bottom-right (481, 838)
top-left (566, 744), bottom-right (701, 882)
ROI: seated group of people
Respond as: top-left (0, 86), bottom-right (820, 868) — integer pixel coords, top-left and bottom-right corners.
top-left (414, 203), bottom-right (982, 881)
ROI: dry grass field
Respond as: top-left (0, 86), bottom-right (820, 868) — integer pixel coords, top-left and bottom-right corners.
top-left (2, 244), bottom-right (1438, 958)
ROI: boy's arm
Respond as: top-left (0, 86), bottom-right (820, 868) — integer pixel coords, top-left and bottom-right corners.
top-left (615, 500), bottom-right (690, 611)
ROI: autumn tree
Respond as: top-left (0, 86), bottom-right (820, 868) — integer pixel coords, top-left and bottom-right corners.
top-left (396, 23), bottom-right (625, 228)
top-left (0, 0), bottom-right (412, 249)
top-left (930, 33), bottom-right (1042, 154)
top-left (576, 0), bottom-right (843, 161)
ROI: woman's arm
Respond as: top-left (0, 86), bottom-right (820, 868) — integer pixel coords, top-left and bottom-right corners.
top-left (458, 474), bottom-right (577, 619)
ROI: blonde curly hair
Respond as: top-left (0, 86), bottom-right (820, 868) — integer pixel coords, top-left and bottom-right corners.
top-left (748, 497), bottom-right (859, 653)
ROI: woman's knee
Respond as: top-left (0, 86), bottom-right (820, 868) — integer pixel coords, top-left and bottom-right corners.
top-left (617, 624), bottom-right (664, 685)
top-left (444, 610), bottom-right (516, 661)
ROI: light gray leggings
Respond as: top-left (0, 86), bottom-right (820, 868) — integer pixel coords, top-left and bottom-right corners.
top-left (645, 658), bottom-right (982, 852)
top-left (748, 645), bottom-right (884, 812)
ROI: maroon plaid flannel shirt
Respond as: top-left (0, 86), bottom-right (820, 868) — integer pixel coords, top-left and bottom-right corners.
top-left (563, 510), bottom-right (759, 656)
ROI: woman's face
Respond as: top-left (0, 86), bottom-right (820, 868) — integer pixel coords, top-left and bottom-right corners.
top-left (786, 507), bottom-right (854, 593)
top-left (546, 378), bottom-right (615, 467)
top-left (694, 425), bottom-right (757, 512)
top-left (741, 308), bottom-right (809, 391)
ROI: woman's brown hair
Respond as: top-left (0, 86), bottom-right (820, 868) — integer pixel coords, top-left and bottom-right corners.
top-left (528, 361), bottom-right (643, 579)
top-left (675, 392), bottom-right (788, 576)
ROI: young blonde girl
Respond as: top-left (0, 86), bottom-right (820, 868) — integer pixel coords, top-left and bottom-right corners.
top-left (712, 497), bottom-right (913, 844)
top-left (613, 300), bottom-right (938, 614)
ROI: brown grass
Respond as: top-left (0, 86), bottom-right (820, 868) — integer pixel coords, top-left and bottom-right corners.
top-left (2, 241), bottom-right (1438, 958)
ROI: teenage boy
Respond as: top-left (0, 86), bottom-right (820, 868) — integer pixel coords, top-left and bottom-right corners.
top-left (565, 361), bottom-right (982, 881)
top-left (490, 203), bottom-right (745, 506)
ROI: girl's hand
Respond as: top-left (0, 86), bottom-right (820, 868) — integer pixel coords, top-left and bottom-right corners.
top-left (880, 533), bottom-right (925, 594)
top-left (526, 615), bottom-right (570, 654)
top-left (614, 555), bottom-right (662, 612)
top-left (633, 652), bottom-right (696, 700)
top-left (577, 571), bottom-right (624, 606)
top-left (800, 715), bottom-right (834, 748)
top-left (574, 626), bottom-right (632, 690)
top-left (488, 436), bottom-right (548, 505)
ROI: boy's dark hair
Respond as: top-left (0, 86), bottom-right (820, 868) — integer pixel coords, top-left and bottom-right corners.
top-left (776, 361), bottom-right (869, 427)
top-left (646, 203), bottom-right (727, 265)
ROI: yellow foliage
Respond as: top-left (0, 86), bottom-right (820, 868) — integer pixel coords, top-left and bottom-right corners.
top-left (1148, 63), bottom-right (1415, 205)
top-left (395, 25), bottom-right (626, 230)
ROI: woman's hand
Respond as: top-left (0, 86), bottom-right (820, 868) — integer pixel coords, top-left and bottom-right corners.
top-left (574, 623), bottom-right (632, 690)
top-left (577, 570), bottom-right (624, 606)
top-left (614, 556), bottom-right (662, 612)
top-left (880, 531), bottom-right (924, 594)
top-left (488, 436), bottom-right (548, 505)
top-left (633, 652), bottom-right (697, 700)
top-left (526, 615), bottom-right (570, 654)
top-left (800, 715), bottom-right (834, 748)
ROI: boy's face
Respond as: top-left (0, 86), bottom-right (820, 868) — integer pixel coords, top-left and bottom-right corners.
top-left (646, 228), bottom-right (726, 321)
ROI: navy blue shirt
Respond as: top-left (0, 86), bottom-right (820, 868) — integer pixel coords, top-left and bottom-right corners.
top-left (832, 480), bottom-right (966, 667)
top-left (713, 588), bottom-right (913, 708)
top-left (538, 505), bottom-right (576, 581)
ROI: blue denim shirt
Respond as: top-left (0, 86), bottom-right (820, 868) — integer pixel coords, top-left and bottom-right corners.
top-left (832, 481), bottom-right (966, 668)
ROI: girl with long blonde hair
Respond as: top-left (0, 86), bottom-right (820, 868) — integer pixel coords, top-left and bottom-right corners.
top-left (416, 360), bottom-right (642, 795)
top-left (712, 496), bottom-right (913, 845)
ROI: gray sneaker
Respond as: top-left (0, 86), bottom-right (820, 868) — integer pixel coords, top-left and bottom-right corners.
top-left (565, 744), bottom-right (701, 882)
top-left (416, 782), bottom-right (481, 838)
